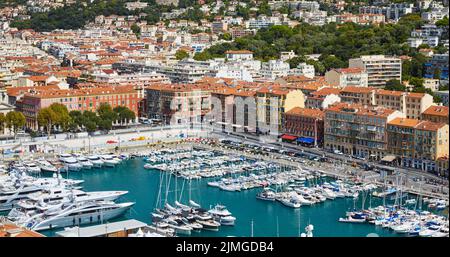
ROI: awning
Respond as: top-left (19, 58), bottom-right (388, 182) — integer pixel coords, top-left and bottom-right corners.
top-left (281, 134), bottom-right (297, 141)
top-left (381, 155), bottom-right (396, 162)
top-left (297, 137), bottom-right (315, 144)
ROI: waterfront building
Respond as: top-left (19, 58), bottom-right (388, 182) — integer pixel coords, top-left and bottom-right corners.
top-left (386, 118), bottom-right (422, 167)
top-left (349, 55), bottom-right (401, 87)
top-left (211, 86), bottom-right (259, 133)
top-left (283, 107), bottom-right (324, 147)
top-left (421, 105), bottom-right (449, 124)
top-left (324, 103), bottom-right (404, 160)
top-left (256, 86), bottom-right (305, 135)
top-left (387, 117), bottom-right (450, 172)
top-left (17, 85), bottom-right (140, 129)
top-left (414, 121), bottom-right (449, 172)
top-left (145, 83), bottom-right (215, 125)
top-left (325, 68), bottom-right (368, 88)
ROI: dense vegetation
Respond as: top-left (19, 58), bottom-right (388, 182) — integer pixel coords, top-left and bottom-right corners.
top-left (37, 103), bottom-right (135, 135)
top-left (194, 14), bottom-right (432, 76)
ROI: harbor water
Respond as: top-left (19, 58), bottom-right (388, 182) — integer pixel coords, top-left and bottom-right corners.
top-left (37, 158), bottom-right (419, 237)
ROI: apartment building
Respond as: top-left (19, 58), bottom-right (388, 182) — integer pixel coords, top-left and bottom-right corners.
top-left (324, 103), bottom-right (404, 160)
top-left (259, 60), bottom-right (290, 80)
top-left (421, 105), bottom-right (449, 124)
top-left (145, 84), bottom-right (215, 125)
top-left (349, 55), bottom-right (401, 87)
top-left (17, 85), bottom-right (140, 129)
top-left (256, 86), bottom-right (305, 135)
top-left (325, 68), bottom-right (368, 88)
top-left (414, 121), bottom-right (449, 172)
top-left (374, 90), bottom-right (434, 119)
top-left (283, 107), bottom-right (324, 146)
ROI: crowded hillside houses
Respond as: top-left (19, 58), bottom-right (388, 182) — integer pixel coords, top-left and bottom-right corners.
top-left (0, 0), bottom-right (449, 175)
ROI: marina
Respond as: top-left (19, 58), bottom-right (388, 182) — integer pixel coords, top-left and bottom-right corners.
top-left (1, 141), bottom-right (448, 237)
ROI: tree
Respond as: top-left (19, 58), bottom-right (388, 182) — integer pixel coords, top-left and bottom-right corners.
top-left (385, 79), bottom-right (406, 91)
top-left (5, 111), bottom-right (26, 139)
top-left (220, 33), bottom-right (232, 41)
top-left (49, 103), bottom-right (71, 132)
top-left (175, 49), bottom-right (189, 60)
top-left (97, 103), bottom-right (117, 131)
top-left (435, 17), bottom-right (449, 27)
top-left (37, 107), bottom-right (57, 136)
top-left (82, 111), bottom-right (99, 132)
top-left (409, 77), bottom-right (424, 88)
top-left (69, 110), bottom-right (83, 131)
top-left (0, 113), bottom-right (5, 134)
top-left (113, 106), bottom-right (136, 126)
top-left (131, 23), bottom-right (141, 37)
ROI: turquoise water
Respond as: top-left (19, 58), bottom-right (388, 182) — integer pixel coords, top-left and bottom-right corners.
top-left (36, 158), bottom-right (410, 237)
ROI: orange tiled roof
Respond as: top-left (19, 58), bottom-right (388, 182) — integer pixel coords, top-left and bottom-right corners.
top-left (341, 86), bottom-right (376, 94)
top-left (422, 105), bottom-right (449, 117)
top-left (388, 118), bottom-right (421, 128)
top-left (285, 107), bottom-right (324, 119)
top-left (415, 120), bottom-right (447, 131)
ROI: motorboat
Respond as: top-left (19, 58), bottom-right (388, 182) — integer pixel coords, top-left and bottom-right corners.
top-left (37, 160), bottom-right (58, 173)
top-left (24, 162), bottom-right (41, 174)
top-left (86, 155), bottom-right (104, 168)
top-left (60, 157), bottom-right (82, 171)
top-left (196, 219), bottom-right (221, 231)
top-left (12, 200), bottom-right (135, 231)
top-left (208, 204), bottom-right (236, 226)
top-left (100, 155), bottom-right (119, 167)
top-left (279, 197), bottom-right (301, 208)
top-left (77, 157), bottom-right (94, 170)
top-left (256, 188), bottom-right (276, 201)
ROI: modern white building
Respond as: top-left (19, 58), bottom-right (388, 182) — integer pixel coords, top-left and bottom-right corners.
top-left (289, 62), bottom-right (315, 78)
top-left (325, 68), bottom-right (368, 88)
top-left (225, 50), bottom-right (254, 61)
top-left (349, 55), bottom-right (402, 87)
top-left (259, 60), bottom-right (290, 80)
top-left (215, 65), bottom-right (253, 82)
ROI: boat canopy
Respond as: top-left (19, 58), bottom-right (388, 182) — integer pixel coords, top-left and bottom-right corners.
top-left (296, 137), bottom-right (315, 144)
top-left (280, 134), bottom-right (297, 141)
top-left (381, 155), bottom-right (396, 162)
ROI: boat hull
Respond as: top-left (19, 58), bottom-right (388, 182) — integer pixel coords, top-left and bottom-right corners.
top-left (31, 204), bottom-right (133, 231)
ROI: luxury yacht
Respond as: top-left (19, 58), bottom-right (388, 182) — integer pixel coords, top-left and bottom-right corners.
top-left (208, 204), bottom-right (236, 226)
top-left (77, 157), bottom-right (94, 170)
top-left (11, 200), bottom-right (135, 231)
top-left (37, 160), bottom-right (58, 173)
top-left (100, 155), bottom-right (119, 167)
top-left (60, 157), bottom-right (82, 171)
top-left (87, 155), bottom-right (104, 168)
top-left (24, 162), bottom-right (41, 174)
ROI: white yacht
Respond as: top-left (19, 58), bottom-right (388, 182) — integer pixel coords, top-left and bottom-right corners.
top-left (208, 204), bottom-right (236, 226)
top-left (24, 162), bottom-right (41, 174)
top-left (100, 155), bottom-right (119, 167)
top-left (60, 157), bottom-right (82, 171)
top-left (279, 197), bottom-right (301, 208)
top-left (37, 160), bottom-right (58, 173)
top-left (11, 200), bottom-right (135, 231)
top-left (77, 157), bottom-right (94, 170)
top-left (8, 189), bottom-right (129, 217)
top-left (87, 155), bottom-right (104, 168)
